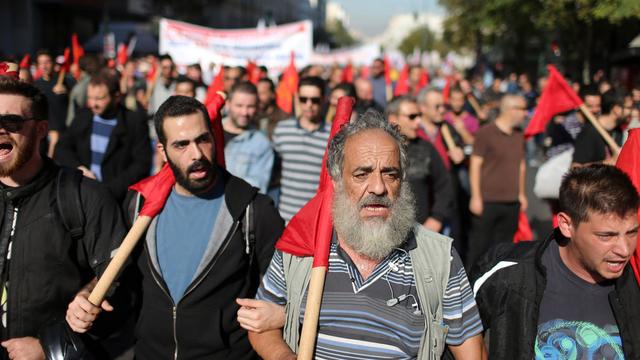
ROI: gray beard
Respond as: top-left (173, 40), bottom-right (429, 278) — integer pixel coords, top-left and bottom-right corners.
top-left (332, 182), bottom-right (416, 260)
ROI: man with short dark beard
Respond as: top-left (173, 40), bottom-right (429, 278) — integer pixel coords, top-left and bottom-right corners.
top-left (67, 95), bottom-right (284, 359)
top-left (246, 110), bottom-right (485, 359)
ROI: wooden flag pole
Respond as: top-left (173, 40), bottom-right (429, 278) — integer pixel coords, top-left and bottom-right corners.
top-left (578, 104), bottom-right (620, 154)
top-left (88, 215), bottom-right (152, 305)
top-left (297, 266), bottom-right (327, 360)
top-left (385, 84), bottom-right (393, 102)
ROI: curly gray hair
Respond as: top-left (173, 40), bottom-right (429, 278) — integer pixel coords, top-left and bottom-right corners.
top-left (326, 109), bottom-right (409, 180)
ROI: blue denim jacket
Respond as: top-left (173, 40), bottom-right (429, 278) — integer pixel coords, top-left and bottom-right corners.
top-left (224, 128), bottom-right (274, 193)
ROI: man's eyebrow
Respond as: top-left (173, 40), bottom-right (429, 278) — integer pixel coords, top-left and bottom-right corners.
top-left (626, 225), bottom-right (640, 234)
top-left (353, 166), bottom-right (373, 173)
top-left (381, 166), bottom-right (400, 173)
top-left (171, 139), bottom-right (189, 147)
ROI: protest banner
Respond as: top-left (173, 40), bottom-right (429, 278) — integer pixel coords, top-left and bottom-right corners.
top-left (159, 18), bottom-right (312, 76)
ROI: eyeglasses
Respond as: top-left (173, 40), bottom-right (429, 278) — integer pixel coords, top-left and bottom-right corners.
top-left (299, 96), bottom-right (322, 105)
top-left (0, 114), bottom-right (31, 132)
top-left (401, 112), bottom-right (422, 120)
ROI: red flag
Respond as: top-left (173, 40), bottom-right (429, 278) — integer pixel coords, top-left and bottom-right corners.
top-left (146, 57), bottom-right (157, 82)
top-left (513, 211), bottom-right (533, 243)
top-left (360, 65), bottom-right (369, 80)
top-left (129, 163), bottom-right (176, 217)
top-left (525, 65), bottom-right (583, 138)
top-left (71, 33), bottom-right (85, 64)
top-left (205, 66), bottom-right (225, 107)
top-left (442, 77), bottom-right (452, 104)
top-left (19, 54), bottom-right (30, 70)
top-left (117, 43), bottom-right (128, 67)
top-left (342, 62), bottom-right (353, 84)
top-left (418, 69), bottom-right (429, 89)
top-left (615, 128), bottom-right (640, 286)
top-left (246, 61), bottom-right (261, 84)
top-left (0, 63), bottom-right (19, 80)
top-left (394, 64), bottom-right (410, 96)
top-left (205, 93), bottom-right (227, 169)
top-left (276, 96), bottom-right (355, 267)
top-left (276, 52), bottom-right (298, 114)
top-left (60, 48), bottom-right (71, 73)
top-left (383, 56), bottom-right (392, 85)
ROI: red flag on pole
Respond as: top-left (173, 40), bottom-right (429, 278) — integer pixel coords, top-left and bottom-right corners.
top-left (418, 68), bottom-right (429, 89)
top-left (275, 96), bottom-right (355, 267)
top-left (383, 56), bottom-right (392, 85)
top-left (276, 52), bottom-right (298, 114)
top-left (524, 65), bottom-right (583, 138)
top-left (206, 93), bottom-right (227, 169)
top-left (442, 76), bottom-right (452, 104)
top-left (615, 128), bottom-right (640, 286)
top-left (246, 60), bottom-right (260, 84)
top-left (19, 54), bottom-right (30, 70)
top-left (60, 48), bottom-right (71, 73)
top-left (71, 33), bottom-right (84, 79)
top-left (341, 62), bottom-right (354, 84)
top-left (394, 64), bottom-right (410, 96)
top-left (117, 43), bottom-right (128, 67)
top-left (205, 66), bottom-right (225, 107)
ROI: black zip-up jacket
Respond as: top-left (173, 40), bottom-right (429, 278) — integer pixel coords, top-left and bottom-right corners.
top-left (54, 106), bottom-right (151, 202)
top-left (0, 159), bottom-right (126, 358)
top-left (133, 170), bottom-right (284, 359)
top-left (469, 230), bottom-right (640, 359)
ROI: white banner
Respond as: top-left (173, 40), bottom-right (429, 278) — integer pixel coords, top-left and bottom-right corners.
top-left (310, 43), bottom-right (381, 66)
top-left (159, 18), bottom-right (313, 76)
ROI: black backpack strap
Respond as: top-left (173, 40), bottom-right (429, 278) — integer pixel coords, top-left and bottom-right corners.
top-left (244, 201), bottom-right (256, 267)
top-left (56, 167), bottom-right (85, 240)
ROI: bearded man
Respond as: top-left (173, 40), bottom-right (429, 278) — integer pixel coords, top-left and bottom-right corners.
top-left (66, 95), bottom-right (284, 359)
top-left (242, 110), bottom-right (485, 359)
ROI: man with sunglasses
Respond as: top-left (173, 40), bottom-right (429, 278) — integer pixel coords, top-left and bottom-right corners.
top-left (386, 95), bottom-right (454, 234)
top-left (0, 77), bottom-right (127, 359)
top-left (272, 76), bottom-right (331, 221)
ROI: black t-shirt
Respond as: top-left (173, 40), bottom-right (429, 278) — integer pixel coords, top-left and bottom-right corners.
top-left (223, 129), bottom-right (238, 144)
top-left (572, 122), bottom-right (623, 164)
top-left (536, 241), bottom-right (623, 359)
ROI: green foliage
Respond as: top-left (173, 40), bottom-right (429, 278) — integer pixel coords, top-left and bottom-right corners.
top-left (398, 26), bottom-right (447, 55)
top-left (326, 19), bottom-right (359, 48)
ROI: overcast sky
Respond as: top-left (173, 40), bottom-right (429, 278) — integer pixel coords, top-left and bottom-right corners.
top-left (330, 0), bottom-right (444, 37)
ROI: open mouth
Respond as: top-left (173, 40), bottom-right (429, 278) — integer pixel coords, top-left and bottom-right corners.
top-left (0, 142), bottom-right (14, 159)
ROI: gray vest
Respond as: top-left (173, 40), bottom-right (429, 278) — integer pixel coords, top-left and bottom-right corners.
top-left (282, 224), bottom-right (453, 359)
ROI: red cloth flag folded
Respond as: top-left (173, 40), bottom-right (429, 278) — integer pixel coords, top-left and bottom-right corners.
top-left (0, 63), bottom-right (19, 79)
top-left (206, 93), bottom-right (227, 169)
top-left (513, 211), bottom-right (533, 243)
top-left (442, 76), bottom-right (452, 104)
top-left (383, 56), bottom-right (392, 85)
top-left (360, 65), bottom-right (369, 80)
top-left (394, 64), bottom-right (410, 96)
top-left (146, 57), bottom-right (157, 82)
top-left (276, 96), bottom-right (355, 267)
top-left (525, 65), bottom-right (583, 138)
top-left (615, 128), bottom-right (640, 286)
top-left (276, 52), bottom-right (298, 114)
top-left (418, 69), bottom-right (429, 89)
top-left (19, 55), bottom-right (30, 70)
top-left (129, 93), bottom-right (227, 217)
top-left (342, 62), bottom-right (354, 84)
top-left (205, 66), bottom-right (225, 107)
top-left (60, 48), bottom-right (71, 73)
top-left (247, 61), bottom-right (261, 84)
top-left (117, 43), bottom-right (128, 67)
top-left (71, 33), bottom-right (85, 64)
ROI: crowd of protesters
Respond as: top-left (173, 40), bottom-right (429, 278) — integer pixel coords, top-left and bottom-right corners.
top-left (0, 47), bottom-right (639, 360)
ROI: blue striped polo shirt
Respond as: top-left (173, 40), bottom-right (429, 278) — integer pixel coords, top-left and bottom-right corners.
top-left (272, 118), bottom-right (331, 222)
top-left (90, 114), bottom-right (117, 181)
top-left (257, 233), bottom-right (483, 358)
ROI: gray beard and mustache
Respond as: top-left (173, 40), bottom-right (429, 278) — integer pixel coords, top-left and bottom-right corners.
top-left (332, 182), bottom-right (416, 260)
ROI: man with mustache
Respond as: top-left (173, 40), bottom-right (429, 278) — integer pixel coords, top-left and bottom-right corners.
top-left (246, 110), bottom-right (485, 359)
top-left (470, 164), bottom-right (640, 359)
top-left (66, 95), bottom-right (284, 359)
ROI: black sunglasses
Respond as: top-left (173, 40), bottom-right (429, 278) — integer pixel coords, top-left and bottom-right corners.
top-left (0, 114), bottom-right (31, 133)
top-left (299, 96), bottom-right (322, 105)
top-left (402, 112), bottom-right (422, 120)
